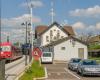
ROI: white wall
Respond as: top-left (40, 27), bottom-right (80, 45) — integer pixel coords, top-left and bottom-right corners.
top-left (41, 25), bottom-right (68, 46)
top-left (54, 39), bottom-right (88, 61)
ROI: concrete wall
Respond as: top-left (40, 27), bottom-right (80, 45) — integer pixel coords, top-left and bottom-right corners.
top-left (54, 39), bottom-right (88, 61)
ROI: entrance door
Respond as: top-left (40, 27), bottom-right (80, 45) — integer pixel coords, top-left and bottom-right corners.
top-left (78, 48), bottom-right (84, 59)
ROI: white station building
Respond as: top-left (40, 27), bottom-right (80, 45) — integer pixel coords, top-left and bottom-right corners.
top-left (35, 22), bottom-right (88, 62)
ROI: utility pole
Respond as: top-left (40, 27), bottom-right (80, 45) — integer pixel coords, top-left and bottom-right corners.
top-left (0, 0), bottom-right (5, 79)
top-left (0, 59), bottom-right (5, 80)
top-left (7, 35), bottom-right (9, 42)
top-left (25, 22), bottom-right (28, 65)
top-left (29, 3), bottom-right (33, 62)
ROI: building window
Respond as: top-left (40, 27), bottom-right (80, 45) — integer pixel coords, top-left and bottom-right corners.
top-left (50, 30), bottom-right (53, 41)
top-left (57, 30), bottom-right (60, 39)
top-left (54, 29), bottom-right (56, 31)
top-left (50, 30), bottom-right (53, 36)
top-left (46, 36), bottom-right (49, 42)
top-left (61, 47), bottom-right (66, 50)
top-left (72, 39), bottom-right (75, 47)
top-left (54, 36), bottom-right (57, 40)
top-left (61, 36), bottom-right (64, 38)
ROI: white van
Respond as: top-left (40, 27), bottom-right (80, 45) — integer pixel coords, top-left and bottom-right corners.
top-left (41, 52), bottom-right (53, 63)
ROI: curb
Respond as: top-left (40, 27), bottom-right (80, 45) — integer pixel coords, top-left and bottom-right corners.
top-left (14, 60), bottom-right (32, 80)
top-left (14, 60), bottom-right (48, 80)
top-left (33, 67), bottom-right (48, 80)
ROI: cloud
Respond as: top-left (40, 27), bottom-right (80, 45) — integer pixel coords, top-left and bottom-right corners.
top-left (85, 25), bottom-right (96, 32)
top-left (72, 22), bottom-right (85, 29)
top-left (1, 29), bottom-right (26, 43)
top-left (72, 22), bottom-right (100, 35)
top-left (1, 14), bottom-right (41, 28)
top-left (69, 5), bottom-right (100, 17)
top-left (1, 14), bottom-right (41, 43)
top-left (21, 0), bottom-right (44, 8)
top-left (96, 22), bottom-right (100, 29)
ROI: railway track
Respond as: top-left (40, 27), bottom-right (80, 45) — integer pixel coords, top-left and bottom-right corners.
top-left (5, 57), bottom-right (24, 71)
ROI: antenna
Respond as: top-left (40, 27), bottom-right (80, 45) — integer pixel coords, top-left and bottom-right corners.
top-left (50, 0), bottom-right (55, 23)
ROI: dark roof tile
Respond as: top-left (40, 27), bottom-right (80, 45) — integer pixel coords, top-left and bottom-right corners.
top-left (35, 25), bottom-right (48, 36)
top-left (42, 36), bottom-right (87, 47)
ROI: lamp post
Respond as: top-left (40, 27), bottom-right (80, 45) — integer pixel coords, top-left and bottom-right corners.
top-left (22, 22), bottom-right (31, 66)
top-left (29, 4), bottom-right (33, 63)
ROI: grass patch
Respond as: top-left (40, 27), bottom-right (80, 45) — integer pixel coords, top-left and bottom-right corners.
top-left (88, 44), bottom-right (100, 50)
top-left (19, 60), bottom-right (45, 80)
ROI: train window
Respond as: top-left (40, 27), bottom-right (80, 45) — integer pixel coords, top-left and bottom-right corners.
top-left (0, 47), bottom-right (2, 51)
top-left (2, 46), bottom-right (11, 51)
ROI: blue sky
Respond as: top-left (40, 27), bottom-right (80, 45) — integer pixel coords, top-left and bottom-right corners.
top-left (1, 0), bottom-right (100, 42)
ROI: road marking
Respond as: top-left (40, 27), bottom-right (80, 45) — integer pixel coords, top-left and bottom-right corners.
top-left (45, 67), bottom-right (48, 78)
top-left (48, 72), bottom-right (67, 74)
top-left (64, 68), bottom-right (81, 80)
top-left (45, 79), bottom-right (74, 80)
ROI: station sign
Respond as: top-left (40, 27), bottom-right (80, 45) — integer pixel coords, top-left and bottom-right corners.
top-left (22, 43), bottom-right (31, 49)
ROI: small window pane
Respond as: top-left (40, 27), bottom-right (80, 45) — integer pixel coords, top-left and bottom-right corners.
top-left (46, 36), bottom-right (49, 42)
top-left (61, 47), bottom-right (65, 50)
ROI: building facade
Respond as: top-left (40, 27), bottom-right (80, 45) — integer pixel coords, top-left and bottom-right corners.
top-left (35, 22), bottom-right (75, 46)
top-left (35, 22), bottom-right (88, 61)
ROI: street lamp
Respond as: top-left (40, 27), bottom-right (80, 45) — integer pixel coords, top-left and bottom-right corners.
top-left (21, 22), bottom-right (31, 66)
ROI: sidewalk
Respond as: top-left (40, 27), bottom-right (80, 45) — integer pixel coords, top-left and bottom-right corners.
top-left (5, 55), bottom-right (30, 80)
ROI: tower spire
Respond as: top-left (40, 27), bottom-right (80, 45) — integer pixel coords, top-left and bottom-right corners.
top-left (50, 0), bottom-right (55, 23)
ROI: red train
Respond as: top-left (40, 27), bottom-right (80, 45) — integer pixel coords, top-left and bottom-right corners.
top-left (0, 42), bottom-right (22, 61)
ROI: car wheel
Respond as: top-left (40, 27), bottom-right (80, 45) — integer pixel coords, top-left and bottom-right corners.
top-left (77, 69), bottom-right (80, 74)
top-left (68, 65), bottom-right (70, 69)
top-left (80, 71), bottom-right (84, 77)
top-left (68, 66), bottom-right (70, 69)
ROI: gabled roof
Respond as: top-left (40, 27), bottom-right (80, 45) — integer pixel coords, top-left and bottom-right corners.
top-left (63, 26), bottom-right (75, 35)
top-left (35, 22), bottom-right (75, 36)
top-left (42, 36), bottom-right (87, 47)
top-left (38, 22), bottom-right (62, 36)
top-left (35, 25), bottom-right (48, 36)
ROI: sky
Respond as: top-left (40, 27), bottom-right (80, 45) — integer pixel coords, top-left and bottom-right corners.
top-left (1, 0), bottom-right (100, 43)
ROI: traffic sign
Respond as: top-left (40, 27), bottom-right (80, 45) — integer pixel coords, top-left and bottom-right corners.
top-left (33, 47), bottom-right (42, 60)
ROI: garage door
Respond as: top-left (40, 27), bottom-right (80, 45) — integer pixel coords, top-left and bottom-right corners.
top-left (78, 48), bottom-right (84, 59)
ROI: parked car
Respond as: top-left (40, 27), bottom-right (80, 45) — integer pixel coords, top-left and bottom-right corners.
top-left (68, 58), bottom-right (82, 71)
top-left (77, 59), bottom-right (100, 76)
top-left (41, 52), bottom-right (53, 63)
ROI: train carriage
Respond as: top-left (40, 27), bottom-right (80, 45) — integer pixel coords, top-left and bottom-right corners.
top-left (0, 42), bottom-right (22, 61)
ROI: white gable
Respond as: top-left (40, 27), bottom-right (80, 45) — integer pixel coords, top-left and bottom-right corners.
top-left (41, 24), bottom-right (68, 46)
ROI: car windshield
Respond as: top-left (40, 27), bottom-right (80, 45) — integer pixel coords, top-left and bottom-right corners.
top-left (43, 52), bottom-right (51, 57)
top-left (82, 60), bottom-right (97, 65)
top-left (72, 59), bottom-right (81, 63)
